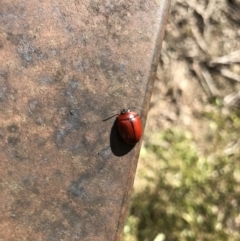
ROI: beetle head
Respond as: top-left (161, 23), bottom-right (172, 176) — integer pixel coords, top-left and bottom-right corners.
top-left (120, 109), bottom-right (131, 114)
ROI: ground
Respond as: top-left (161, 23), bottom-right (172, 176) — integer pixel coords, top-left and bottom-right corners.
top-left (124, 0), bottom-right (240, 240)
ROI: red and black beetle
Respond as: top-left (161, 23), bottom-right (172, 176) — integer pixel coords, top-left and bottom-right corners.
top-left (116, 109), bottom-right (143, 145)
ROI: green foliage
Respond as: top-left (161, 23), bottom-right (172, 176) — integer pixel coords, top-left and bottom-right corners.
top-left (124, 111), bottom-right (240, 241)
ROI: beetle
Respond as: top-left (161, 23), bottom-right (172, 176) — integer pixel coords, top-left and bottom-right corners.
top-left (116, 109), bottom-right (143, 145)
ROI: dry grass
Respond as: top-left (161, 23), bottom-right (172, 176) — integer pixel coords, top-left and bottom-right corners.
top-left (148, 0), bottom-right (240, 136)
top-left (125, 0), bottom-right (240, 240)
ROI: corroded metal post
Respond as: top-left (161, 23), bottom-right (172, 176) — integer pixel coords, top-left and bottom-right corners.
top-left (0, 0), bottom-right (170, 240)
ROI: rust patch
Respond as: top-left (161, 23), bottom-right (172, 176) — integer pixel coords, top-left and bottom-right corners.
top-left (0, 0), bottom-right (171, 240)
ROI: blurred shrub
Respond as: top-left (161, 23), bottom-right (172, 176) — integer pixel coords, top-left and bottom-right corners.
top-left (124, 110), bottom-right (240, 241)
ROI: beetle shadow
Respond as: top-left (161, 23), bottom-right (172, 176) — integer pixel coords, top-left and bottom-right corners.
top-left (109, 120), bottom-right (135, 156)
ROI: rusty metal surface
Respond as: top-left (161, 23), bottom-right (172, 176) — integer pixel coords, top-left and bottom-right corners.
top-left (0, 0), bottom-right (170, 240)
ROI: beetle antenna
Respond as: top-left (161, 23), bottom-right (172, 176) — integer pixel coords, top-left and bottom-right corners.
top-left (102, 113), bottom-right (118, 122)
